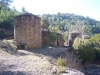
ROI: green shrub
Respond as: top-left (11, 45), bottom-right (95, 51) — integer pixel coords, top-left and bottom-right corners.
top-left (49, 32), bottom-right (57, 41)
top-left (90, 34), bottom-right (100, 43)
top-left (73, 38), bottom-right (96, 65)
top-left (90, 34), bottom-right (100, 60)
top-left (63, 33), bottom-right (68, 41)
top-left (73, 37), bottom-right (89, 50)
top-left (78, 44), bottom-right (96, 65)
top-left (56, 57), bottom-right (66, 67)
top-left (56, 57), bottom-right (66, 74)
top-left (56, 66), bottom-right (66, 74)
top-left (94, 48), bottom-right (100, 59)
top-left (90, 34), bottom-right (100, 48)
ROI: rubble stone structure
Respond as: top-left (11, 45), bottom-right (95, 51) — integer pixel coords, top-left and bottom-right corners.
top-left (14, 13), bottom-right (42, 49)
top-left (42, 31), bottom-right (64, 47)
top-left (68, 31), bottom-right (81, 47)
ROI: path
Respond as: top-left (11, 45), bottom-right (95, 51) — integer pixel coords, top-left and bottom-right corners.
top-left (0, 47), bottom-right (67, 75)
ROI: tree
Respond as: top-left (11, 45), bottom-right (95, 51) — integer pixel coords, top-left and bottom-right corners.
top-left (0, 7), bottom-right (20, 29)
top-left (0, 0), bottom-right (13, 9)
top-left (41, 19), bottom-right (49, 30)
top-left (21, 7), bottom-right (28, 13)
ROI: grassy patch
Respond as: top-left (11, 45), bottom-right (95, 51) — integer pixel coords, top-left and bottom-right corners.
top-left (56, 57), bottom-right (66, 74)
top-left (49, 32), bottom-right (57, 41)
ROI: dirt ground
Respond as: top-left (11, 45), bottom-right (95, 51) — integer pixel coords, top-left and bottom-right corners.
top-left (0, 45), bottom-right (67, 75)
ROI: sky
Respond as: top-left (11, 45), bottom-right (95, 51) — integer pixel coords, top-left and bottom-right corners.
top-left (11, 0), bottom-right (100, 21)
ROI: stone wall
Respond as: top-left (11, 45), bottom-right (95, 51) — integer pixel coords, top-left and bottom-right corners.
top-left (14, 13), bottom-right (42, 49)
top-left (57, 33), bottom-right (65, 46)
top-left (68, 31), bottom-right (81, 47)
top-left (42, 31), bottom-right (64, 47)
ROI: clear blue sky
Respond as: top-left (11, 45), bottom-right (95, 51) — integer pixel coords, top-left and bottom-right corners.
top-left (11, 0), bottom-right (100, 21)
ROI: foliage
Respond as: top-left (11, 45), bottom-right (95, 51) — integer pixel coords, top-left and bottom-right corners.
top-left (56, 57), bottom-right (66, 67)
top-left (73, 38), bottom-right (96, 65)
top-left (21, 7), bottom-right (28, 13)
top-left (90, 34), bottom-right (100, 59)
top-left (90, 34), bottom-right (100, 44)
top-left (41, 19), bottom-right (49, 30)
top-left (0, 0), bottom-right (13, 9)
top-left (63, 32), bottom-right (68, 41)
top-left (0, 7), bottom-right (20, 30)
top-left (94, 48), bottom-right (100, 59)
top-left (40, 13), bottom-right (100, 34)
top-left (56, 57), bottom-right (66, 74)
top-left (0, 1), bottom-right (20, 38)
top-left (49, 32), bottom-right (57, 41)
top-left (78, 44), bottom-right (96, 65)
top-left (56, 66), bottom-right (66, 74)
top-left (73, 37), bottom-right (89, 50)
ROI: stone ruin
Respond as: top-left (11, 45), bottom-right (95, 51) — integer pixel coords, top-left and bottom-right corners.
top-left (68, 31), bottom-right (91, 47)
top-left (42, 30), bottom-right (64, 47)
top-left (14, 13), bottom-right (42, 49)
top-left (68, 31), bottom-right (81, 47)
top-left (13, 13), bottom-right (65, 49)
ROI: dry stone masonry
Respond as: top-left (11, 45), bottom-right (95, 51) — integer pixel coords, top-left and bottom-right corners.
top-left (42, 31), bottom-right (64, 47)
top-left (68, 31), bottom-right (81, 47)
top-left (14, 13), bottom-right (42, 49)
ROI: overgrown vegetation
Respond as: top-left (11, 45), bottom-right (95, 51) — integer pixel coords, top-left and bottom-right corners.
top-left (78, 43), bottom-right (96, 65)
top-left (49, 32), bottom-right (57, 41)
top-left (73, 34), bottom-right (100, 65)
top-left (0, 0), bottom-right (20, 38)
top-left (73, 38), bottom-right (90, 50)
top-left (56, 57), bottom-right (66, 74)
top-left (40, 13), bottom-right (100, 35)
top-left (90, 34), bottom-right (100, 59)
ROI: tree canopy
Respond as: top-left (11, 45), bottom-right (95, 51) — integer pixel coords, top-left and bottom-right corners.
top-left (40, 13), bottom-right (100, 35)
top-left (0, 0), bottom-right (13, 9)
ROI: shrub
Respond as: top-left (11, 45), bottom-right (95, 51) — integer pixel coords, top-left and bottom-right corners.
top-left (78, 44), bottom-right (96, 65)
top-left (90, 34), bottom-right (100, 43)
top-left (49, 32), bottom-right (57, 41)
top-left (63, 33), bottom-right (68, 41)
top-left (73, 38), bottom-right (96, 65)
top-left (56, 57), bottom-right (66, 67)
top-left (90, 34), bottom-right (100, 48)
top-left (56, 66), bottom-right (66, 74)
top-left (90, 34), bottom-right (100, 60)
top-left (94, 48), bottom-right (100, 59)
top-left (73, 37), bottom-right (89, 50)
top-left (56, 57), bottom-right (66, 74)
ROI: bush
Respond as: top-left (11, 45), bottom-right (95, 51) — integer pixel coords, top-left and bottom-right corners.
top-left (94, 48), bottom-right (100, 59)
top-left (73, 38), bottom-right (96, 65)
top-left (56, 57), bottom-right (66, 67)
top-left (56, 57), bottom-right (66, 74)
top-left (49, 32), bottom-right (57, 41)
top-left (78, 44), bottom-right (96, 65)
top-left (90, 34), bottom-right (100, 60)
top-left (56, 66), bottom-right (66, 74)
top-left (73, 37), bottom-right (89, 50)
top-left (90, 34), bottom-right (100, 43)
top-left (63, 33), bottom-right (68, 41)
top-left (90, 34), bottom-right (100, 48)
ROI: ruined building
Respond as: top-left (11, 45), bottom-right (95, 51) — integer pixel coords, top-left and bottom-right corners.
top-left (68, 31), bottom-right (81, 47)
top-left (14, 13), bottom-right (42, 49)
top-left (42, 31), bottom-right (64, 47)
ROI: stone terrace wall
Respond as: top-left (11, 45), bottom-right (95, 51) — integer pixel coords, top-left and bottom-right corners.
top-left (14, 13), bottom-right (42, 49)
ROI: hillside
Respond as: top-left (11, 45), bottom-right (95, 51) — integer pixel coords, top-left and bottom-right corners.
top-left (0, 9), bottom-right (100, 38)
top-left (40, 13), bottom-right (100, 35)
